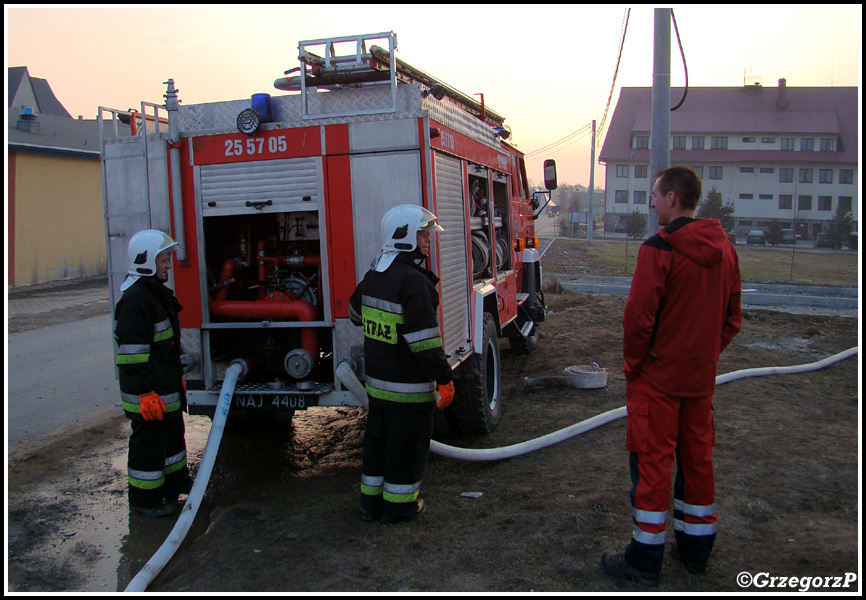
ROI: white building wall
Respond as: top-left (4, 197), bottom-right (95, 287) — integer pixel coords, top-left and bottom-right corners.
top-left (604, 132), bottom-right (857, 238)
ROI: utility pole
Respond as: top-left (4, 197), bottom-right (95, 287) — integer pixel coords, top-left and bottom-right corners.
top-left (649, 8), bottom-right (671, 235)
top-left (588, 119), bottom-right (596, 243)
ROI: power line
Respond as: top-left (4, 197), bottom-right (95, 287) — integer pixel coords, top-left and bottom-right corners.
top-left (524, 122), bottom-right (592, 157)
top-left (596, 7), bottom-right (631, 143)
top-left (524, 8), bottom-right (631, 158)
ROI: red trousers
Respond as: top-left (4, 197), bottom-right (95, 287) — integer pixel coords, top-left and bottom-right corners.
top-left (624, 376), bottom-right (717, 573)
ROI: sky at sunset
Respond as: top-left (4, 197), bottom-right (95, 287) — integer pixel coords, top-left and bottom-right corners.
top-left (6, 5), bottom-right (862, 187)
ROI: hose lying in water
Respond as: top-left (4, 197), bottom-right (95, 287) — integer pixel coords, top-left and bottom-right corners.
top-left (336, 347), bottom-right (858, 463)
top-left (124, 359), bottom-right (249, 593)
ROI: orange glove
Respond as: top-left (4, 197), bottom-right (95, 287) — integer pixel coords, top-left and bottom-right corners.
top-left (436, 382), bottom-right (455, 410)
top-left (140, 391), bottom-right (166, 421)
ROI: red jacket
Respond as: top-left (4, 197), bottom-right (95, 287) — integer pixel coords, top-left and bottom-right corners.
top-left (623, 217), bottom-right (742, 398)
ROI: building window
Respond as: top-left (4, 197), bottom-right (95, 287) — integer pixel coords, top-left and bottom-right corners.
top-left (672, 136), bottom-right (686, 149)
top-left (820, 138), bottom-right (836, 152)
top-left (800, 138), bottom-right (814, 151)
top-left (840, 169), bottom-right (853, 184)
top-left (781, 138), bottom-right (795, 150)
top-left (762, 137), bottom-right (775, 143)
top-left (739, 167), bottom-right (754, 173)
top-left (742, 137), bottom-right (755, 143)
top-left (780, 168), bottom-right (793, 183)
top-left (779, 195), bottom-right (793, 209)
top-left (839, 197), bottom-right (852, 213)
top-left (819, 169), bottom-right (833, 184)
top-left (799, 169), bottom-right (813, 183)
top-left (691, 166), bottom-right (703, 178)
top-left (739, 193), bottom-right (754, 199)
top-left (711, 136), bottom-right (728, 150)
top-left (760, 167), bottom-right (775, 174)
top-left (635, 165), bottom-right (648, 178)
top-left (818, 196), bottom-right (832, 211)
top-left (634, 191), bottom-right (647, 204)
top-left (709, 166), bottom-right (723, 180)
top-left (798, 195), bottom-right (812, 211)
top-left (759, 194), bottom-right (774, 200)
top-left (616, 164), bottom-right (629, 178)
top-left (634, 135), bottom-right (649, 149)
top-left (692, 136), bottom-right (705, 150)
top-left (615, 190), bottom-right (628, 204)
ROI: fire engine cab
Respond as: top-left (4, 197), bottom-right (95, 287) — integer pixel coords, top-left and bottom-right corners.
top-left (100, 32), bottom-right (557, 434)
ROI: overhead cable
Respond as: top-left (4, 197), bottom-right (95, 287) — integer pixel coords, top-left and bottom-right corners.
top-left (670, 8), bottom-right (689, 111)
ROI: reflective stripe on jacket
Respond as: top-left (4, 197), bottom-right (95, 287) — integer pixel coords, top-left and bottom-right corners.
top-left (114, 277), bottom-right (186, 420)
top-left (349, 253), bottom-right (451, 406)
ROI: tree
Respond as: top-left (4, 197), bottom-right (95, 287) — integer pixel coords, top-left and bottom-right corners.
top-left (825, 203), bottom-right (854, 249)
top-left (695, 186), bottom-right (736, 231)
top-left (626, 209), bottom-right (647, 237)
top-left (765, 220), bottom-right (784, 246)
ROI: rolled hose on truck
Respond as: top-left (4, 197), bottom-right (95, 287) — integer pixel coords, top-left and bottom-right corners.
top-left (125, 347), bottom-right (856, 591)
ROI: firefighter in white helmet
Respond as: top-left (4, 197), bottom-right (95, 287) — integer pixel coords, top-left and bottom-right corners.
top-left (114, 229), bottom-right (193, 517)
top-left (349, 204), bottom-right (455, 523)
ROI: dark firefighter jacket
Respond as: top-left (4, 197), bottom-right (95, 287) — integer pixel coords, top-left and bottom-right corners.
top-left (114, 277), bottom-right (187, 420)
top-left (349, 252), bottom-right (452, 407)
top-left (622, 217), bottom-right (742, 398)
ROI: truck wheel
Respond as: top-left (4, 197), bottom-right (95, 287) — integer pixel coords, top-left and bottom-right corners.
top-left (452, 313), bottom-right (501, 433)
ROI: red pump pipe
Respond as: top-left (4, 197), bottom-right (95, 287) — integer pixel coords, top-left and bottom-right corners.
top-left (211, 252), bottom-right (320, 364)
top-left (209, 293), bottom-right (319, 360)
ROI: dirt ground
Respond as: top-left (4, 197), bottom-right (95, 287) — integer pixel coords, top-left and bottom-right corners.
top-left (6, 258), bottom-right (861, 592)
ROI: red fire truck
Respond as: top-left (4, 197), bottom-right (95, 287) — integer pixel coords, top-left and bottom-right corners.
top-left (100, 32), bottom-right (556, 434)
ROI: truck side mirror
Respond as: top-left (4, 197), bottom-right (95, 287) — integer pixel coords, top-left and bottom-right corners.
top-left (544, 159), bottom-right (558, 190)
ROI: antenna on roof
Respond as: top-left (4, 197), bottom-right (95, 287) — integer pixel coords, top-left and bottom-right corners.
top-left (744, 70), bottom-right (763, 87)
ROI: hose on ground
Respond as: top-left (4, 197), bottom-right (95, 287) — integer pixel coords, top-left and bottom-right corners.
top-left (336, 347), bottom-right (857, 463)
top-left (124, 359), bottom-right (249, 593)
top-left (127, 347), bottom-right (857, 591)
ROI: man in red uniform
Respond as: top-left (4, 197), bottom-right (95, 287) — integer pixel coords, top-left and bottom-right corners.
top-left (602, 166), bottom-right (742, 585)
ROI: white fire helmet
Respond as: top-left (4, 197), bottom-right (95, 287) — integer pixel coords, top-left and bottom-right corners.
top-left (119, 229), bottom-right (179, 291)
top-left (372, 204), bottom-right (444, 272)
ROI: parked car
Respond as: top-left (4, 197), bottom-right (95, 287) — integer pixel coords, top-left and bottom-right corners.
top-left (780, 229), bottom-right (796, 244)
top-left (746, 230), bottom-right (766, 245)
top-left (814, 233), bottom-right (833, 248)
top-left (726, 231), bottom-right (736, 244)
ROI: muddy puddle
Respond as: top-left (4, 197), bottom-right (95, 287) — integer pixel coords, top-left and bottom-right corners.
top-left (7, 407), bottom-right (365, 592)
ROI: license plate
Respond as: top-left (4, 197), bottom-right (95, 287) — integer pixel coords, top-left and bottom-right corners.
top-left (233, 394), bottom-right (310, 410)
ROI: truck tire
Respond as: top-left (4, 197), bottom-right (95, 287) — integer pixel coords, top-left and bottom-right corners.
top-left (451, 312), bottom-right (501, 433)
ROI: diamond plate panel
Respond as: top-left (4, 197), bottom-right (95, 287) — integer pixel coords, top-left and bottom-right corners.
top-left (180, 84), bottom-right (425, 134)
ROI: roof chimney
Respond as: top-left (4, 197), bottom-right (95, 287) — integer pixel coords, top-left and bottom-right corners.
top-left (776, 78), bottom-right (788, 110)
top-left (17, 106), bottom-right (41, 133)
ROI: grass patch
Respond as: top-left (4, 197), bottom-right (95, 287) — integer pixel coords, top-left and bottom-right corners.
top-left (542, 238), bottom-right (859, 286)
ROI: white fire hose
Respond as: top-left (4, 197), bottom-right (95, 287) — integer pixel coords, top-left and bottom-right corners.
top-left (124, 359), bottom-right (249, 593)
top-left (336, 347), bottom-right (858, 462)
top-left (126, 347), bottom-right (856, 591)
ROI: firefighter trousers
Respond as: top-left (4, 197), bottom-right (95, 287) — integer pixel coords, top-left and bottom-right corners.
top-left (624, 376), bottom-right (717, 574)
top-left (360, 398), bottom-right (434, 520)
top-left (128, 417), bottom-right (192, 508)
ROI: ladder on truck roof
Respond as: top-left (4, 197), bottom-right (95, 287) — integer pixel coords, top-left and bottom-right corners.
top-left (278, 31), bottom-right (504, 127)
top-left (294, 31), bottom-right (399, 119)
